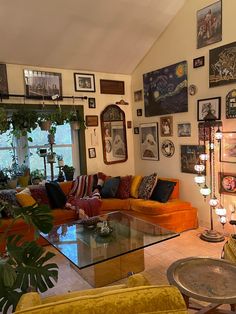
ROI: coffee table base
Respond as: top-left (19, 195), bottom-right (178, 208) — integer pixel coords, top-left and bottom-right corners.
top-left (70, 249), bottom-right (144, 287)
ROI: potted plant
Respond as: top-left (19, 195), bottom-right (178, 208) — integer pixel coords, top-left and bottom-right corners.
top-left (30, 169), bottom-right (44, 185)
top-left (47, 152), bottom-right (56, 163)
top-left (11, 109), bottom-right (38, 139)
top-left (51, 109), bottom-right (67, 126)
top-left (63, 165), bottom-right (75, 181)
top-left (0, 108), bottom-right (10, 134)
top-left (67, 110), bottom-right (85, 130)
top-left (17, 164), bottom-right (30, 187)
top-left (57, 154), bottom-right (64, 167)
top-left (0, 203), bottom-right (58, 313)
top-left (47, 126), bottom-right (57, 144)
top-left (37, 112), bottom-right (52, 131)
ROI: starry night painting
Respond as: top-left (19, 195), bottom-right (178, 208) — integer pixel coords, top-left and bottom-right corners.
top-left (143, 61), bottom-right (188, 117)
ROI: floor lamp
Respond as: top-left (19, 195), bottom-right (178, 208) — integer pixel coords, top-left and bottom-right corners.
top-left (194, 109), bottom-right (226, 242)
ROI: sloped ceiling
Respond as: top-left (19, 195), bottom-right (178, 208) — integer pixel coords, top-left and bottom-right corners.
top-left (0, 0), bottom-right (186, 74)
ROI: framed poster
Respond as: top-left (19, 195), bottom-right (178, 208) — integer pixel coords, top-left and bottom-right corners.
top-left (24, 69), bottom-right (62, 100)
top-left (181, 145), bottom-right (205, 174)
top-left (74, 73), bottom-right (95, 92)
top-left (160, 116), bottom-right (173, 137)
top-left (226, 89), bottom-right (236, 119)
top-left (0, 64), bottom-right (9, 98)
top-left (88, 148), bottom-right (96, 158)
top-left (209, 41), bottom-right (236, 88)
top-left (219, 172), bottom-right (236, 195)
top-left (220, 132), bottom-right (236, 163)
top-left (178, 123), bottom-right (191, 137)
top-left (197, 97), bottom-right (221, 121)
top-left (140, 123), bottom-right (159, 161)
top-left (143, 61), bottom-right (188, 116)
top-left (197, 0), bottom-right (222, 49)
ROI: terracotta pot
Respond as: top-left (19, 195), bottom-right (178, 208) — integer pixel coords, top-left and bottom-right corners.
top-left (39, 120), bottom-right (52, 131)
top-left (70, 121), bottom-right (80, 130)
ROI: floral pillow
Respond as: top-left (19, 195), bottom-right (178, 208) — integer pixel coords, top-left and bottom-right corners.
top-left (138, 173), bottom-right (158, 200)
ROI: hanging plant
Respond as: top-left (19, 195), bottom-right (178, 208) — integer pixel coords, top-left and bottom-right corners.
top-left (37, 113), bottom-right (52, 131)
top-left (67, 110), bottom-right (86, 130)
top-left (11, 109), bottom-right (38, 138)
top-left (0, 108), bottom-right (10, 134)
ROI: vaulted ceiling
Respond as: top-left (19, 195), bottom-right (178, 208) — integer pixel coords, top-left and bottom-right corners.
top-left (0, 0), bottom-right (186, 74)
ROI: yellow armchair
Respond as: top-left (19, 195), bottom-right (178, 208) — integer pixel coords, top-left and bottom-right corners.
top-left (15, 274), bottom-right (187, 314)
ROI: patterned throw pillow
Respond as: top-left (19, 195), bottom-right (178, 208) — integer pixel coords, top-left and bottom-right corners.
top-left (69, 175), bottom-right (95, 198)
top-left (116, 175), bottom-right (132, 199)
top-left (29, 186), bottom-right (49, 205)
top-left (138, 173), bottom-right (158, 200)
top-left (0, 189), bottom-right (19, 217)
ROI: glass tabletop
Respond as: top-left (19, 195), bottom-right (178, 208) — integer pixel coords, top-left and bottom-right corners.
top-left (41, 211), bottom-right (179, 269)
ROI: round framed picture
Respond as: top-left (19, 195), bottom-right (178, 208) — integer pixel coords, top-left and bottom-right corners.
top-left (161, 140), bottom-right (175, 158)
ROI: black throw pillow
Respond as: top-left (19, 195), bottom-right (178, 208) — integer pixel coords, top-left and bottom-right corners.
top-left (45, 182), bottom-right (67, 209)
top-left (150, 179), bottom-right (176, 203)
top-left (100, 177), bottom-right (120, 198)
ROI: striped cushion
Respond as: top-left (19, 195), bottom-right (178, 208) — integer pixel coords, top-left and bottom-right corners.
top-left (69, 175), bottom-right (95, 198)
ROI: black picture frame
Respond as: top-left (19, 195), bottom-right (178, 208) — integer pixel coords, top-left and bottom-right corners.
top-left (193, 56), bottom-right (205, 68)
top-left (181, 145), bottom-right (205, 174)
top-left (74, 73), bottom-right (96, 92)
top-left (88, 97), bottom-right (96, 108)
top-left (226, 89), bottom-right (236, 119)
top-left (137, 109), bottom-right (142, 116)
top-left (24, 69), bottom-right (63, 100)
top-left (134, 127), bottom-right (139, 134)
top-left (197, 97), bottom-right (221, 121)
top-left (88, 148), bottom-right (96, 158)
top-left (0, 64), bottom-right (9, 98)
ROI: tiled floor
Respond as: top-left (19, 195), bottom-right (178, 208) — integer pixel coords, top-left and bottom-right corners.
top-left (42, 227), bottom-right (231, 312)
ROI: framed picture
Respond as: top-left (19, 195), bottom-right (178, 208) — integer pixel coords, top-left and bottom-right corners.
top-left (181, 145), bottom-right (205, 174)
top-left (197, 0), bottom-right (222, 49)
top-left (85, 115), bottom-right (98, 127)
top-left (160, 116), bottom-right (173, 137)
top-left (0, 64), bottom-right (9, 98)
top-left (127, 121), bottom-right (132, 129)
top-left (219, 172), bottom-right (236, 195)
top-left (197, 97), bottom-right (221, 121)
top-left (134, 90), bottom-right (142, 102)
top-left (88, 97), bottom-right (96, 108)
top-left (193, 56), bottom-right (205, 68)
top-left (88, 148), bottom-right (96, 159)
top-left (74, 73), bottom-right (95, 92)
top-left (24, 69), bottom-right (62, 100)
top-left (134, 127), bottom-right (139, 134)
top-left (209, 41), bottom-right (236, 88)
top-left (178, 123), bottom-right (191, 137)
top-left (137, 109), bottom-right (142, 116)
top-left (143, 61), bottom-right (188, 117)
top-left (220, 132), bottom-right (236, 163)
top-left (100, 79), bottom-right (124, 95)
top-left (161, 140), bottom-right (175, 158)
top-left (226, 89), bottom-right (236, 119)
top-left (140, 123), bottom-right (159, 161)
top-left (111, 125), bottom-right (126, 158)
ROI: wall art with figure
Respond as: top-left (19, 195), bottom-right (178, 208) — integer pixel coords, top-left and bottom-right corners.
top-left (181, 145), bottom-right (205, 174)
top-left (140, 123), bottom-right (159, 161)
top-left (143, 61), bottom-right (188, 117)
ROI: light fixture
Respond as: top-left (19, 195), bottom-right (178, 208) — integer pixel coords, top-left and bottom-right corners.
top-left (195, 111), bottom-right (225, 242)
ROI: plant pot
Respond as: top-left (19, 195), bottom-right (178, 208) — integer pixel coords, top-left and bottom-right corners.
top-left (64, 172), bottom-right (74, 181)
top-left (7, 178), bottom-right (18, 189)
top-left (70, 121), bottom-right (80, 130)
top-left (47, 153), bottom-right (56, 163)
top-left (18, 175), bottom-right (30, 187)
top-left (39, 120), bottom-right (52, 131)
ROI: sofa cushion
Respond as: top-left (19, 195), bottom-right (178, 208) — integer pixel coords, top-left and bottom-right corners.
top-left (116, 175), bottom-right (132, 199)
top-left (58, 181), bottom-right (73, 196)
top-left (45, 182), bottom-right (67, 209)
top-left (130, 176), bottom-right (143, 198)
top-left (151, 179), bottom-right (176, 203)
top-left (100, 198), bottom-right (131, 211)
top-left (159, 177), bottom-right (179, 199)
top-left (16, 193), bottom-right (37, 207)
top-left (29, 186), bottom-right (49, 205)
top-left (101, 177), bottom-right (120, 198)
top-left (138, 173), bottom-right (158, 200)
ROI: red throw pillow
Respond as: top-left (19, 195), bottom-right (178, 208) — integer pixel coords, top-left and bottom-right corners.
top-left (116, 175), bottom-right (132, 199)
top-left (29, 186), bottom-right (49, 205)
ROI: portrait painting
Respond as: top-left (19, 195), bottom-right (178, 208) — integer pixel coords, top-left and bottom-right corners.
top-left (197, 0), bottom-right (222, 49)
top-left (140, 123), bottom-right (159, 161)
top-left (178, 123), bottom-right (191, 137)
top-left (181, 145), bottom-right (205, 174)
top-left (143, 61), bottom-right (188, 117)
top-left (209, 41), bottom-right (236, 88)
top-left (160, 116), bottom-right (173, 137)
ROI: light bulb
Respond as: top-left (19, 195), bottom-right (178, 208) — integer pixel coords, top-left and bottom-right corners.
top-left (220, 216), bottom-right (227, 224)
top-left (194, 164), bottom-right (205, 172)
top-left (209, 197), bottom-right (219, 207)
top-left (194, 175), bottom-right (205, 185)
top-left (199, 153), bottom-right (208, 161)
top-left (200, 184), bottom-right (211, 196)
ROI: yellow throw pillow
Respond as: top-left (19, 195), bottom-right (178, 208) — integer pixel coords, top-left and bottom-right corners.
top-left (130, 175), bottom-right (142, 198)
top-left (16, 193), bottom-right (37, 207)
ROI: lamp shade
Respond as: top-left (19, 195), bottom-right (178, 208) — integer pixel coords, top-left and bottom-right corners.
top-left (209, 197), bottom-right (219, 207)
top-left (200, 184), bottom-right (211, 196)
top-left (215, 206), bottom-right (227, 216)
top-left (194, 164), bottom-right (205, 172)
top-left (199, 153), bottom-right (208, 161)
top-left (194, 175), bottom-right (205, 184)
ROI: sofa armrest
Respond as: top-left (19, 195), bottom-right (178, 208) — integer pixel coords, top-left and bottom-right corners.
top-left (15, 292), bottom-right (41, 311)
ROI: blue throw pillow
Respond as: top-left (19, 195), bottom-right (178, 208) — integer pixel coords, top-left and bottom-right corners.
top-left (100, 177), bottom-right (120, 198)
top-left (150, 179), bottom-right (176, 203)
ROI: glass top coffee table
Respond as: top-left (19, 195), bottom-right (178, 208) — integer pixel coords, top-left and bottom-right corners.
top-left (42, 211), bottom-right (179, 287)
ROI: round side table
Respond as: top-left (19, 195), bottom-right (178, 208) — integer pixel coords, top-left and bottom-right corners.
top-left (167, 257), bottom-right (236, 313)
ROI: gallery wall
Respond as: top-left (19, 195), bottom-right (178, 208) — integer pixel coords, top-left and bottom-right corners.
top-left (131, 0), bottom-right (236, 231)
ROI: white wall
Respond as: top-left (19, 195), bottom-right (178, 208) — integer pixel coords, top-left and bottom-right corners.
top-left (131, 0), bottom-right (236, 231)
top-left (5, 63), bottom-right (135, 177)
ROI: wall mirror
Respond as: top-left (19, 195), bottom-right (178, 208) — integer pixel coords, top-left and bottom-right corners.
top-left (100, 104), bottom-right (127, 164)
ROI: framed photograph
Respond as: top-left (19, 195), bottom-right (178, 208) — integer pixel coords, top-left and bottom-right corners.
top-left (140, 123), bottom-right (159, 161)
top-left (178, 123), bottom-right (191, 137)
top-left (24, 69), bottom-right (62, 100)
top-left (193, 56), bottom-right (205, 68)
top-left (88, 97), bottom-right (96, 108)
top-left (160, 116), bottom-right (173, 137)
top-left (74, 73), bottom-right (95, 92)
top-left (0, 64), bottom-right (9, 98)
top-left (127, 121), bottom-right (132, 129)
top-left (137, 109), bottom-right (142, 116)
top-left (220, 132), bottom-right (236, 163)
top-left (143, 61), bottom-right (188, 116)
top-left (226, 89), bottom-right (236, 119)
top-left (134, 127), bottom-right (139, 134)
top-left (88, 148), bottom-right (96, 159)
top-left (197, 97), bottom-right (221, 121)
top-left (209, 41), bottom-right (236, 88)
top-left (161, 140), bottom-right (175, 158)
top-left (111, 125), bottom-right (126, 158)
top-left (181, 145), bottom-right (205, 174)
top-left (197, 0), bottom-right (222, 49)
top-left (219, 172), bottom-right (236, 195)
top-left (85, 115), bottom-right (98, 127)
top-left (134, 89), bottom-right (142, 102)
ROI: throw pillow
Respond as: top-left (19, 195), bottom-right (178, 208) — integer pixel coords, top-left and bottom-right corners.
top-left (100, 177), bottom-right (121, 198)
top-left (45, 182), bottom-right (67, 209)
top-left (130, 176), bottom-right (143, 198)
top-left (138, 173), bottom-right (158, 200)
top-left (69, 174), bottom-right (95, 198)
top-left (16, 193), bottom-right (37, 207)
top-left (29, 186), bottom-right (49, 205)
top-left (0, 189), bottom-right (19, 217)
top-left (116, 175), bottom-right (132, 199)
top-left (150, 179), bottom-right (176, 203)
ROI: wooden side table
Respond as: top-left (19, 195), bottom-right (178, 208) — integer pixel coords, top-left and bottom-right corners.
top-left (167, 257), bottom-right (236, 313)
